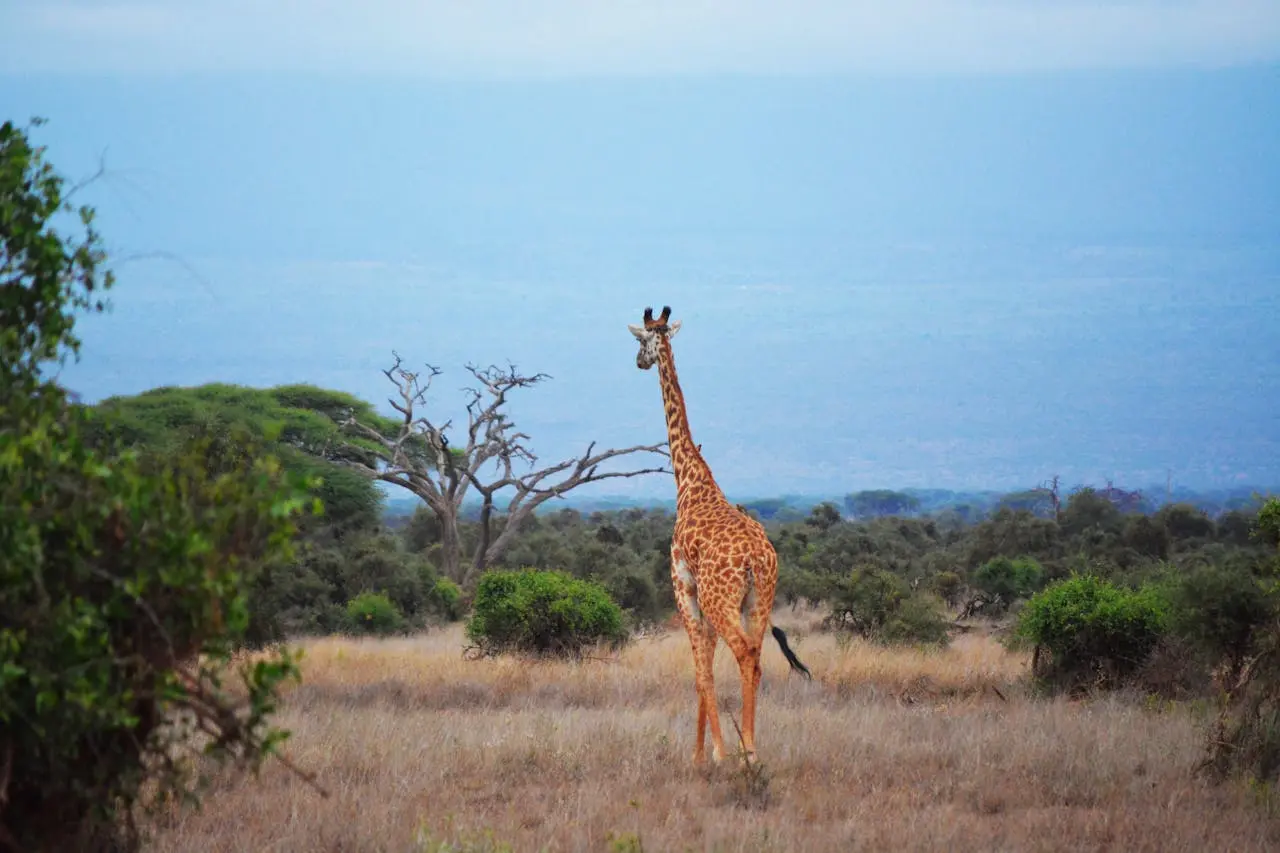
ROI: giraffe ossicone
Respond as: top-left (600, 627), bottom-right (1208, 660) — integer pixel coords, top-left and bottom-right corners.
top-left (628, 305), bottom-right (811, 766)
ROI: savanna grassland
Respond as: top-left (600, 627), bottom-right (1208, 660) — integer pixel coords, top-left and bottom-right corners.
top-left (146, 616), bottom-right (1277, 853)
top-left (9, 119), bottom-right (1280, 853)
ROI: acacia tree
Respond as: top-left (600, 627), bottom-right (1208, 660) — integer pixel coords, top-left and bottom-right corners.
top-left (332, 353), bottom-right (669, 586)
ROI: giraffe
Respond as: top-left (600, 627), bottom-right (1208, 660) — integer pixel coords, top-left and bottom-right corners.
top-left (628, 305), bottom-right (811, 765)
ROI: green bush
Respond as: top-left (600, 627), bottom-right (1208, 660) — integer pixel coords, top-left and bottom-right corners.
top-left (880, 594), bottom-right (952, 647)
top-left (1202, 498), bottom-right (1280, 783)
top-left (777, 566), bottom-right (830, 607)
top-left (825, 567), bottom-right (949, 646)
top-left (344, 591), bottom-right (406, 636)
top-left (604, 569), bottom-right (663, 624)
top-left (1122, 515), bottom-right (1171, 560)
top-left (0, 119), bottom-right (311, 851)
top-left (932, 570), bottom-right (965, 608)
top-left (1166, 563), bottom-right (1275, 675)
top-left (1257, 498), bottom-right (1280, 550)
top-left (825, 567), bottom-right (906, 637)
top-left (1016, 574), bottom-right (1168, 690)
top-left (243, 552), bottom-right (340, 645)
top-left (244, 533), bottom-right (462, 638)
top-left (971, 555), bottom-right (1045, 611)
top-left (465, 569), bottom-right (628, 657)
top-left (430, 577), bottom-right (464, 621)
top-left (1156, 503), bottom-right (1216, 544)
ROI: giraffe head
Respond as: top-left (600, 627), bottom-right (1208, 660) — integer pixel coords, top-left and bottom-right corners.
top-left (627, 305), bottom-right (682, 370)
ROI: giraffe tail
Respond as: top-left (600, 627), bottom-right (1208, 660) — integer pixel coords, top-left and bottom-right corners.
top-left (771, 625), bottom-right (812, 680)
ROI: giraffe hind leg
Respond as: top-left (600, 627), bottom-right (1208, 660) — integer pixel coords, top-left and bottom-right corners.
top-left (692, 618), bottom-right (724, 763)
top-left (673, 555), bottom-right (724, 764)
top-left (702, 578), bottom-right (763, 763)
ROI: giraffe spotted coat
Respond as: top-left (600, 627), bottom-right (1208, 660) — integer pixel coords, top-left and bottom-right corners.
top-left (628, 306), bottom-right (810, 765)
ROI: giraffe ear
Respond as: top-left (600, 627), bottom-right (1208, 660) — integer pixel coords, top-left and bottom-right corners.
top-left (627, 323), bottom-right (647, 340)
top-left (666, 320), bottom-right (682, 339)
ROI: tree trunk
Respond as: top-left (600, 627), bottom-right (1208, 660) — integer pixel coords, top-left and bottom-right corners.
top-left (482, 504), bottom-right (537, 574)
top-left (436, 504), bottom-right (464, 584)
top-left (465, 492), bottom-right (495, 588)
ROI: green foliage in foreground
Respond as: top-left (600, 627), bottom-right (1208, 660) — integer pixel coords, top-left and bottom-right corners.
top-left (1, 417), bottom-right (314, 849)
top-left (1, 118), bottom-right (313, 851)
top-left (466, 569), bottom-right (629, 657)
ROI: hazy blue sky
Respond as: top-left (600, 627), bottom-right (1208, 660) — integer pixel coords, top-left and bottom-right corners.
top-left (3, 2), bottom-right (1278, 499)
top-left (5, 1), bottom-right (1279, 76)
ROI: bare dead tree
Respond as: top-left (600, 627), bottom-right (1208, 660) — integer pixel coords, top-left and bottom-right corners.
top-left (333, 353), bottom-right (669, 586)
top-left (1047, 474), bottom-right (1061, 522)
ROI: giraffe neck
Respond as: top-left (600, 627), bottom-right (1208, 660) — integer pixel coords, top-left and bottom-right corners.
top-left (655, 337), bottom-right (724, 511)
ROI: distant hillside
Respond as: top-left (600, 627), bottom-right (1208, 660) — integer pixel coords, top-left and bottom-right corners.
top-left (382, 483), bottom-right (1277, 523)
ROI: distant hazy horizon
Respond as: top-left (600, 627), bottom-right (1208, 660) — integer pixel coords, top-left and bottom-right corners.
top-left (53, 230), bottom-right (1280, 499)
top-left (4, 3), bottom-right (1277, 499)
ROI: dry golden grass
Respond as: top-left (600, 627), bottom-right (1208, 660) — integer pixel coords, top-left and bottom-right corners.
top-left (147, 621), bottom-right (1278, 853)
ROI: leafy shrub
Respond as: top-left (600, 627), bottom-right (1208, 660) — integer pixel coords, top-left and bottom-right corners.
top-left (465, 569), bottom-right (628, 657)
top-left (880, 594), bottom-right (952, 647)
top-left (1257, 498), bottom-right (1280, 549)
top-left (339, 533), bottom-right (436, 618)
top-left (826, 567), bottom-right (949, 645)
top-left (430, 577), bottom-right (464, 621)
top-left (1216, 509), bottom-right (1257, 548)
top-left (344, 591), bottom-right (406, 636)
top-left (1166, 563), bottom-right (1275, 676)
top-left (1202, 498), bottom-right (1280, 783)
top-left (605, 569), bottom-right (663, 624)
top-left (777, 566), bottom-right (830, 608)
top-left (968, 508), bottom-right (1059, 568)
top-left (243, 554), bottom-right (340, 644)
top-left (0, 119), bottom-right (311, 851)
top-left (1156, 502), bottom-right (1216, 544)
top-left (245, 533), bottom-right (461, 638)
top-left (1122, 515), bottom-right (1170, 560)
top-left (1016, 574), bottom-right (1168, 691)
top-left (971, 555), bottom-right (1045, 611)
top-left (825, 567), bottom-right (906, 637)
top-left (1059, 487), bottom-right (1125, 537)
top-left (932, 570), bottom-right (964, 609)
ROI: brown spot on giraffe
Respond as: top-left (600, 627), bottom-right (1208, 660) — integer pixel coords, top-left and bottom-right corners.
top-left (627, 306), bottom-right (811, 766)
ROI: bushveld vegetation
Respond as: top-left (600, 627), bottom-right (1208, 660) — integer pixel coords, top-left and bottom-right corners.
top-left (7, 119), bottom-right (1280, 850)
top-left (1, 119), bottom-right (314, 852)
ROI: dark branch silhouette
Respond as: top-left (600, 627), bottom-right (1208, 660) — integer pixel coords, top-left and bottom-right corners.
top-left (333, 353), bottom-right (669, 585)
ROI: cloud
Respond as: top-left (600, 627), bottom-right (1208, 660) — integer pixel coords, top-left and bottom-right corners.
top-left (3, 1), bottom-right (1278, 76)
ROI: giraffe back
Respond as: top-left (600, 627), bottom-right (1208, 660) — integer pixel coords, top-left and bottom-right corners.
top-left (675, 500), bottom-right (777, 590)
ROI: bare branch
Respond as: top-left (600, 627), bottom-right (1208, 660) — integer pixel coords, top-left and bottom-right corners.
top-left (315, 353), bottom-right (668, 584)
top-left (474, 441), bottom-right (670, 582)
top-left (62, 149), bottom-right (109, 204)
